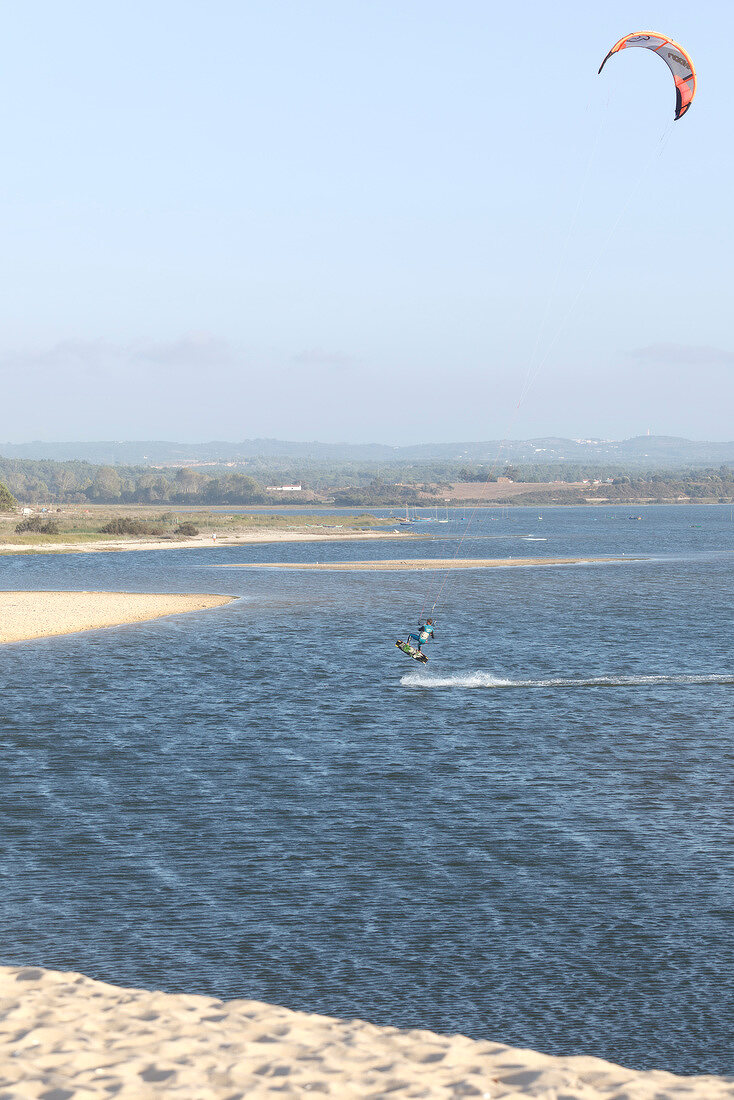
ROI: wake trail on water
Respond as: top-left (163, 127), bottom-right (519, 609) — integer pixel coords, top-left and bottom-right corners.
top-left (401, 671), bottom-right (734, 689)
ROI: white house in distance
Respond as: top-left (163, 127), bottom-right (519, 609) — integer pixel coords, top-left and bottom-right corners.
top-left (266, 484), bottom-right (303, 492)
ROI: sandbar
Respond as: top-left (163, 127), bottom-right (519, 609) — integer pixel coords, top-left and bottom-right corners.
top-left (0, 591), bottom-right (235, 644)
top-left (219, 556), bottom-right (632, 570)
top-left (0, 964), bottom-right (731, 1098)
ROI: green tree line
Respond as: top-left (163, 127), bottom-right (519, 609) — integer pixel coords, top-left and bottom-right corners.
top-left (0, 460), bottom-right (268, 505)
top-left (0, 456), bottom-right (732, 506)
top-left (0, 479), bottom-right (17, 510)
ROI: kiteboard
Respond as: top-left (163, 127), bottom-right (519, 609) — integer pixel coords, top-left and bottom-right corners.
top-left (396, 639), bottom-right (428, 664)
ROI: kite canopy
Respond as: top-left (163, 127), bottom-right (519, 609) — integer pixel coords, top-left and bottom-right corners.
top-left (598, 31), bottom-right (696, 120)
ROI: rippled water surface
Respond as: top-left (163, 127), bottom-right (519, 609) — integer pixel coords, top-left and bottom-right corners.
top-left (1, 505), bottom-right (733, 1075)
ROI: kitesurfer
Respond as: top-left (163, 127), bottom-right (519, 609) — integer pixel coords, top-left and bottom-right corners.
top-left (408, 619), bottom-right (435, 652)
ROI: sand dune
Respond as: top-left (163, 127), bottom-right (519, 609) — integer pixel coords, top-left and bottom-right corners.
top-left (219, 556), bottom-right (632, 571)
top-left (0, 965), bottom-right (731, 1098)
top-left (0, 591), bottom-right (235, 644)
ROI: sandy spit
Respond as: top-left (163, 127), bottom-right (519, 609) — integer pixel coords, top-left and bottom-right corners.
top-left (0, 591), bottom-right (235, 644)
top-left (219, 556), bottom-right (632, 571)
top-left (0, 528), bottom-right (416, 555)
top-left (0, 966), bottom-right (731, 1099)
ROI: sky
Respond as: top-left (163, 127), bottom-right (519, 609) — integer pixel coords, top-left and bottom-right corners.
top-left (0, 1), bottom-right (731, 445)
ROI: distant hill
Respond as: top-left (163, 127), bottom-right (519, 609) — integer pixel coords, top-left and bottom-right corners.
top-left (1, 435), bottom-right (733, 468)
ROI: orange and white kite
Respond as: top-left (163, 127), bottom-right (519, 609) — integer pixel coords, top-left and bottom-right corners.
top-left (598, 32), bottom-right (696, 120)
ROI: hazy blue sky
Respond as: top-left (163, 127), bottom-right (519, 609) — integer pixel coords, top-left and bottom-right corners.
top-left (0, 1), bottom-right (731, 443)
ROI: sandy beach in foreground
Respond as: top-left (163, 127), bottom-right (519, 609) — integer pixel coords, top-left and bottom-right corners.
top-left (0, 591), bottom-right (235, 644)
top-left (1, 965), bottom-right (731, 1099)
top-left (219, 556), bottom-right (632, 571)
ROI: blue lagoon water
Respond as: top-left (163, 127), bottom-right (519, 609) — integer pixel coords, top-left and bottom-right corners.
top-left (1, 505), bottom-right (732, 1075)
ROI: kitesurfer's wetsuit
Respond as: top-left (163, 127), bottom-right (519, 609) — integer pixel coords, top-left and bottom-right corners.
top-left (408, 622), bottom-right (435, 650)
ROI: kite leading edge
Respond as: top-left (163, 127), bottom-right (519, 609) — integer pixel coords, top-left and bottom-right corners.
top-left (598, 31), bottom-right (696, 120)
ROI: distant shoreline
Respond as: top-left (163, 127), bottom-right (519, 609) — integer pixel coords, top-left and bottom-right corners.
top-left (0, 527), bottom-right (421, 556)
top-left (1, 499), bottom-right (730, 556)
